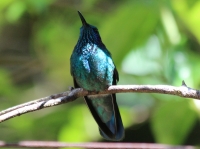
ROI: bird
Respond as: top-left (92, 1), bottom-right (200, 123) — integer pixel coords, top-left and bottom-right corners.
top-left (70, 11), bottom-right (124, 141)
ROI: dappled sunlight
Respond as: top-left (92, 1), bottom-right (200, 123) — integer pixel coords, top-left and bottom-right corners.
top-left (0, 0), bottom-right (200, 145)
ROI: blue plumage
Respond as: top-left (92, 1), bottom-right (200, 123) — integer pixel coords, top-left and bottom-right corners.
top-left (70, 11), bottom-right (124, 141)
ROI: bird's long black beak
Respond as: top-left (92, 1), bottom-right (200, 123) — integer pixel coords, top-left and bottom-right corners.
top-left (78, 11), bottom-right (87, 26)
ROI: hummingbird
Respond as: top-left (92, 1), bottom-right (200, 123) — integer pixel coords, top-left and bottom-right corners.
top-left (70, 11), bottom-right (124, 141)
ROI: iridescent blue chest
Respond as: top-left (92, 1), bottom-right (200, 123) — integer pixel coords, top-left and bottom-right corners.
top-left (70, 43), bottom-right (115, 91)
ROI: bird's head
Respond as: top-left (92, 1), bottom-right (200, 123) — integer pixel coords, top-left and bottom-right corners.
top-left (78, 11), bottom-right (102, 44)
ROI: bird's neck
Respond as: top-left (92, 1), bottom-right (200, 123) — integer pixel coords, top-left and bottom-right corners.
top-left (78, 34), bottom-right (105, 47)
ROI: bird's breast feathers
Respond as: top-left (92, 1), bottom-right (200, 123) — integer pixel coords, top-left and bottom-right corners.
top-left (71, 43), bottom-right (115, 91)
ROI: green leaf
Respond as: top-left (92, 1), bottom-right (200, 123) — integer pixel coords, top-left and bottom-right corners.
top-left (172, 0), bottom-right (200, 43)
top-left (151, 99), bottom-right (197, 144)
top-left (5, 1), bottom-right (26, 23)
top-left (101, 1), bottom-right (160, 65)
top-left (0, 69), bottom-right (17, 98)
top-left (58, 105), bottom-right (100, 142)
top-left (122, 35), bottom-right (162, 76)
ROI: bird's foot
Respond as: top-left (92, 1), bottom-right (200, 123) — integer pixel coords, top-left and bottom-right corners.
top-left (69, 86), bottom-right (75, 91)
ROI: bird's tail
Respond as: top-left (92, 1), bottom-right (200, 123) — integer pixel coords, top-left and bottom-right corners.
top-left (84, 94), bottom-right (124, 141)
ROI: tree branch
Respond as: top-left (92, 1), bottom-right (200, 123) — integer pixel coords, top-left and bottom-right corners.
top-left (0, 141), bottom-right (196, 149)
top-left (1, 81), bottom-right (200, 123)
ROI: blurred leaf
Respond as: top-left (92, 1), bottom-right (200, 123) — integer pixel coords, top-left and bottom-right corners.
top-left (5, 1), bottom-right (26, 23)
top-left (33, 19), bottom-right (75, 86)
top-left (119, 106), bottom-right (136, 128)
top-left (164, 44), bottom-right (194, 86)
top-left (172, 0), bottom-right (200, 43)
top-left (122, 35), bottom-right (162, 76)
top-left (0, 69), bottom-right (17, 98)
top-left (25, 0), bottom-right (55, 14)
top-left (58, 105), bottom-right (100, 142)
top-left (151, 99), bottom-right (197, 144)
top-left (101, 1), bottom-right (160, 65)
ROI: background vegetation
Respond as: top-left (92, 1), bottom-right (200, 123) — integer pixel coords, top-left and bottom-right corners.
top-left (0, 0), bottom-right (200, 145)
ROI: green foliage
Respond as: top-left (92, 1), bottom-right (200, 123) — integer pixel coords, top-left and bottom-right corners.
top-left (0, 69), bottom-right (16, 97)
top-left (101, 0), bottom-right (160, 64)
top-left (151, 99), bottom-right (197, 144)
top-left (0, 0), bottom-right (200, 145)
top-left (58, 105), bottom-right (98, 142)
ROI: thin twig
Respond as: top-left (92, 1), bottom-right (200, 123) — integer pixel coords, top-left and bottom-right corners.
top-left (0, 91), bottom-right (71, 115)
top-left (0, 82), bottom-right (200, 123)
top-left (0, 141), bottom-right (197, 149)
